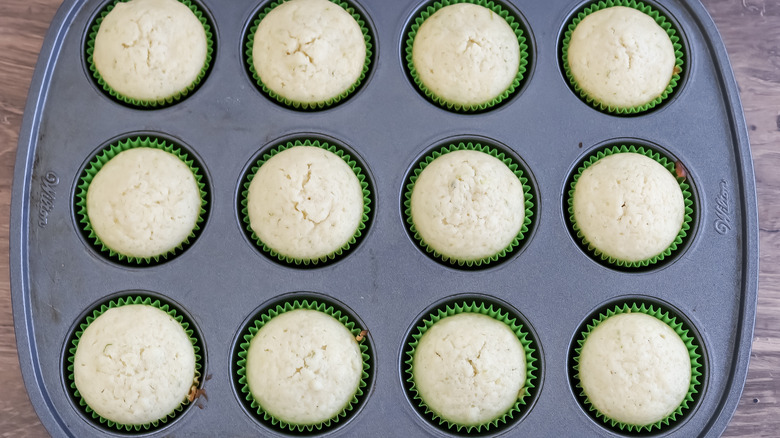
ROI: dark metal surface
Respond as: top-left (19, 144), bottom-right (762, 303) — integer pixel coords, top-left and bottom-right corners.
top-left (10, 0), bottom-right (758, 436)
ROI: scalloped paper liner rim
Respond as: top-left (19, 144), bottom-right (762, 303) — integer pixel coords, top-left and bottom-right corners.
top-left (403, 300), bottom-right (538, 433)
top-left (567, 144), bottom-right (694, 268)
top-left (403, 141), bottom-right (534, 267)
top-left (66, 295), bottom-right (202, 432)
top-left (245, 0), bottom-right (373, 110)
top-left (405, 0), bottom-right (529, 112)
top-left (560, 0), bottom-right (685, 115)
top-left (240, 139), bottom-right (371, 266)
top-left (86, 0), bottom-right (214, 108)
top-left (572, 301), bottom-right (703, 432)
top-left (236, 298), bottom-right (371, 432)
top-left (75, 136), bottom-right (208, 265)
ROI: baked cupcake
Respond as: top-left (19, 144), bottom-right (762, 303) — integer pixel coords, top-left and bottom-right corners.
top-left (573, 303), bottom-right (702, 431)
top-left (76, 137), bottom-right (207, 264)
top-left (405, 301), bottom-right (537, 432)
top-left (237, 301), bottom-right (370, 431)
top-left (562, 2), bottom-right (683, 114)
top-left (67, 297), bottom-right (200, 431)
top-left (89, 0), bottom-right (213, 107)
top-left (247, 0), bottom-right (372, 109)
top-left (406, 1), bottom-right (528, 111)
top-left (242, 140), bottom-right (370, 265)
top-left (568, 146), bottom-right (692, 267)
top-left (405, 143), bottom-right (533, 267)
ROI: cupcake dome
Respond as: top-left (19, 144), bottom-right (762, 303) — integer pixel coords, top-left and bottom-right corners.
top-left (566, 5), bottom-right (676, 109)
top-left (72, 304), bottom-right (197, 426)
top-left (571, 151), bottom-right (685, 263)
top-left (92, 0), bottom-right (208, 102)
top-left (409, 148), bottom-right (526, 264)
top-left (85, 146), bottom-right (202, 260)
top-left (411, 2), bottom-right (520, 107)
top-left (250, 0), bottom-right (367, 106)
top-left (412, 313), bottom-right (526, 426)
top-left (577, 312), bottom-right (691, 426)
top-left (245, 144), bottom-right (365, 262)
top-left (244, 308), bottom-right (363, 426)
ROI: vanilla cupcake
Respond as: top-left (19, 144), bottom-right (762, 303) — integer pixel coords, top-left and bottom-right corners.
top-left (237, 300), bottom-right (370, 432)
top-left (248, 0), bottom-right (370, 108)
top-left (404, 301), bottom-right (538, 432)
top-left (70, 299), bottom-right (199, 429)
top-left (413, 313), bottom-right (525, 426)
top-left (579, 312), bottom-right (690, 425)
top-left (563, 3), bottom-right (683, 113)
top-left (91, 0), bottom-right (211, 105)
top-left (78, 138), bottom-right (206, 263)
top-left (574, 303), bottom-right (703, 432)
top-left (407, 1), bottom-right (528, 111)
top-left (405, 144), bottom-right (532, 266)
top-left (245, 309), bottom-right (362, 425)
top-left (243, 141), bottom-right (370, 265)
top-left (569, 146), bottom-right (692, 267)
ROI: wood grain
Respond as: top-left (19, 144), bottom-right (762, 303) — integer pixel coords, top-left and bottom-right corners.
top-left (0, 0), bottom-right (777, 436)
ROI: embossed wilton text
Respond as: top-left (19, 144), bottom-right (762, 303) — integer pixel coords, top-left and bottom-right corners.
top-left (37, 171), bottom-right (58, 228)
top-left (714, 179), bottom-right (732, 235)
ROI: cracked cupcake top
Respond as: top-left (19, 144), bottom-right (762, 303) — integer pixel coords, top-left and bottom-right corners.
top-left (411, 2), bottom-right (520, 107)
top-left (410, 149), bottom-right (525, 262)
top-left (73, 304), bottom-right (196, 426)
top-left (86, 147), bottom-right (201, 259)
top-left (566, 6), bottom-right (676, 108)
top-left (412, 312), bottom-right (526, 426)
top-left (246, 145), bottom-right (364, 261)
top-left (245, 308), bottom-right (363, 425)
top-left (93, 0), bottom-right (207, 101)
top-left (251, 0), bottom-right (366, 104)
top-left (572, 152), bottom-right (684, 262)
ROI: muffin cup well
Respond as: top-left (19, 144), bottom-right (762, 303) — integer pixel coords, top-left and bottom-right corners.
top-left (240, 139), bottom-right (371, 266)
top-left (85, 0), bottom-right (214, 108)
top-left (403, 141), bottom-right (534, 268)
top-left (560, 0), bottom-right (684, 115)
top-left (405, 0), bottom-right (529, 112)
top-left (75, 136), bottom-right (208, 266)
top-left (572, 302), bottom-right (703, 432)
top-left (235, 298), bottom-right (371, 433)
top-left (403, 300), bottom-right (538, 433)
top-left (65, 295), bottom-right (203, 432)
top-left (567, 144), bottom-right (693, 268)
top-left (244, 0), bottom-right (373, 110)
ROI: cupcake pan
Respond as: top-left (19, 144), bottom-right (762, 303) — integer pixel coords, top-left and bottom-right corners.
top-left (10, 0), bottom-right (757, 436)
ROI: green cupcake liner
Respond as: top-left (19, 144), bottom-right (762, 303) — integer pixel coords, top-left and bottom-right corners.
top-left (573, 301), bottom-right (703, 432)
top-left (561, 0), bottom-right (685, 115)
top-left (403, 300), bottom-right (538, 433)
top-left (86, 0), bottom-right (214, 108)
top-left (405, 0), bottom-right (529, 112)
top-left (240, 139), bottom-right (371, 266)
top-left (245, 0), bottom-right (373, 110)
top-left (66, 295), bottom-right (203, 432)
top-left (236, 298), bottom-right (371, 432)
top-left (567, 144), bottom-right (693, 268)
top-left (75, 136), bottom-right (208, 265)
top-left (404, 142), bottom-right (534, 267)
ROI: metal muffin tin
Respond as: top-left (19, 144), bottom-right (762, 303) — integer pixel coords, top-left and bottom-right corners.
top-left (10, 0), bottom-right (758, 436)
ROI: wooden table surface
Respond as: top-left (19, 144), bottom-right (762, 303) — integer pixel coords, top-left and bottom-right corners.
top-left (1, 0), bottom-right (778, 436)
